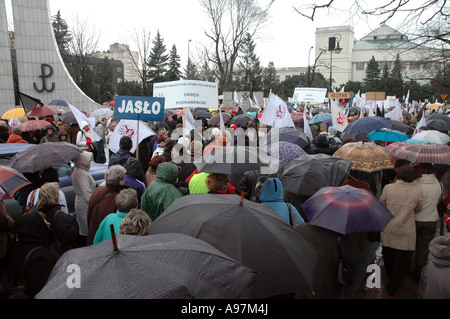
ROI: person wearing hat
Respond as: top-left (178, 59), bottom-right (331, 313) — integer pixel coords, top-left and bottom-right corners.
top-left (57, 130), bottom-right (69, 142)
top-left (6, 127), bottom-right (27, 144)
top-left (39, 124), bottom-right (58, 143)
top-left (76, 121), bottom-right (95, 155)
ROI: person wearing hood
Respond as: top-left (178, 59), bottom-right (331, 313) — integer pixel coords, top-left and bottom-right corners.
top-left (71, 151), bottom-right (96, 246)
top-left (141, 162), bottom-right (182, 221)
top-left (259, 178), bottom-right (304, 227)
top-left (76, 121), bottom-right (95, 156)
top-left (425, 233), bottom-right (450, 299)
top-left (109, 135), bottom-right (134, 167)
top-left (308, 132), bottom-right (339, 155)
top-left (123, 157), bottom-right (146, 205)
top-left (6, 127), bottom-right (27, 143)
top-left (39, 124), bottom-right (58, 143)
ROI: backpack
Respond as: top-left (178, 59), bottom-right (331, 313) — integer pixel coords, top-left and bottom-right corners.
top-left (250, 170), bottom-right (274, 203)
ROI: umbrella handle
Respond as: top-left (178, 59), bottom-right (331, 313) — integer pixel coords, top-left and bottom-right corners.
top-left (239, 191), bottom-right (245, 206)
top-left (110, 224), bottom-right (119, 253)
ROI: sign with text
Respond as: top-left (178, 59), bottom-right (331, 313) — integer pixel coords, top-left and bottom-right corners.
top-left (292, 87), bottom-right (327, 103)
top-left (365, 92), bottom-right (386, 101)
top-left (328, 92), bottom-right (352, 99)
top-left (114, 96), bottom-right (165, 122)
top-left (153, 80), bottom-right (218, 109)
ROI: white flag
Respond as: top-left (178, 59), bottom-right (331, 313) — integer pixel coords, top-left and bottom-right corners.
top-left (183, 108), bottom-right (195, 133)
top-left (404, 90), bottom-right (410, 105)
top-left (331, 99), bottom-right (348, 132)
top-left (303, 108), bottom-right (313, 142)
top-left (108, 119), bottom-right (156, 154)
top-left (249, 97), bottom-right (260, 110)
top-left (68, 104), bottom-right (101, 141)
top-left (384, 102), bottom-right (403, 122)
top-left (260, 92), bottom-right (295, 128)
top-left (233, 91), bottom-right (240, 104)
top-left (219, 105), bottom-right (226, 132)
top-left (253, 93), bottom-right (260, 107)
top-left (368, 103), bottom-right (375, 117)
top-left (413, 112), bottom-right (427, 135)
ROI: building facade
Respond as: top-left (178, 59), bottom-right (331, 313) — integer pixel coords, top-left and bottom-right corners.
top-left (96, 43), bottom-right (141, 83)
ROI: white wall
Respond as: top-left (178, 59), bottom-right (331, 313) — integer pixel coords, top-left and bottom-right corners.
top-left (0, 0), bottom-right (16, 115)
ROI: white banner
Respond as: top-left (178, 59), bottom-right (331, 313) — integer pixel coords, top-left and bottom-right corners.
top-left (153, 80), bottom-right (218, 109)
top-left (68, 104), bottom-right (101, 141)
top-left (292, 87), bottom-right (327, 104)
top-left (108, 120), bottom-right (156, 154)
top-left (331, 99), bottom-right (349, 132)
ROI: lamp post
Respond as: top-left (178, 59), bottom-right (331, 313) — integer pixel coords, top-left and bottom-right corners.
top-left (187, 39), bottom-right (192, 79)
top-left (307, 46), bottom-right (314, 87)
top-left (328, 34), bottom-right (342, 93)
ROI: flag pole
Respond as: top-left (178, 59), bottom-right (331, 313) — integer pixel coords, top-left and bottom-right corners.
top-left (136, 117), bottom-right (139, 159)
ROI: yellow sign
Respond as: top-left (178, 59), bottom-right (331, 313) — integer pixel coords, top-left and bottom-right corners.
top-left (441, 94), bottom-right (448, 101)
top-left (328, 92), bottom-right (351, 99)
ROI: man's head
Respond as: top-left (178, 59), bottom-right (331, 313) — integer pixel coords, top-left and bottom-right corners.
top-left (119, 136), bottom-right (133, 151)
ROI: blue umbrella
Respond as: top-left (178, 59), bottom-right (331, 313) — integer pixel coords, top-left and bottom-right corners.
top-left (367, 128), bottom-right (409, 142)
top-left (309, 113), bottom-right (332, 124)
top-left (48, 99), bottom-right (70, 107)
top-left (343, 117), bottom-right (392, 134)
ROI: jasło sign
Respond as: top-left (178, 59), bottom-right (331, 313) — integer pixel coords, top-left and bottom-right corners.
top-left (114, 96), bottom-right (165, 122)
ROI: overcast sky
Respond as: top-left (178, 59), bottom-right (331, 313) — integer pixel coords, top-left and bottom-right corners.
top-left (8, 0), bottom-right (405, 68)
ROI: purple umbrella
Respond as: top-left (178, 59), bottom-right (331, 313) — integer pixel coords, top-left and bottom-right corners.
top-left (262, 141), bottom-right (306, 170)
top-left (301, 185), bottom-right (393, 234)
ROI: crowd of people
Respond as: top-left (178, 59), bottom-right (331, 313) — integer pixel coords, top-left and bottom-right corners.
top-left (0, 102), bottom-right (449, 299)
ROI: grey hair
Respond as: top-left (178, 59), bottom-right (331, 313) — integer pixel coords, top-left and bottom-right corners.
top-left (105, 165), bottom-right (126, 186)
top-left (37, 182), bottom-right (60, 206)
top-left (119, 208), bottom-right (152, 236)
top-left (115, 188), bottom-right (138, 212)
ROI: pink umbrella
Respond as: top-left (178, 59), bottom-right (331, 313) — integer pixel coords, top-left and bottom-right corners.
top-left (28, 105), bottom-right (58, 117)
top-left (18, 120), bottom-right (51, 132)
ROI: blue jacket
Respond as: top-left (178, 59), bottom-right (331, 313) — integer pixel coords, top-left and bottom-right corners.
top-left (259, 178), bottom-right (304, 227)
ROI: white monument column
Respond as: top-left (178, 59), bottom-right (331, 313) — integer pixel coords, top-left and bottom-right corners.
top-left (0, 0), bottom-right (16, 115)
top-left (12, 0), bottom-right (101, 113)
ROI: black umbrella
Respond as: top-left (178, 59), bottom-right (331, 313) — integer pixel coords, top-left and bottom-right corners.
top-left (425, 113), bottom-right (450, 132)
top-left (230, 114), bottom-right (253, 128)
top-left (388, 120), bottom-right (415, 137)
top-left (36, 232), bottom-right (257, 299)
top-left (147, 194), bottom-right (319, 299)
top-left (59, 111), bottom-right (76, 124)
top-left (261, 127), bottom-right (310, 149)
top-left (278, 153), bottom-right (353, 196)
top-left (195, 145), bottom-right (278, 175)
top-left (343, 116), bottom-right (392, 134)
top-left (208, 112), bottom-right (232, 126)
top-left (48, 99), bottom-right (70, 108)
top-left (194, 110), bottom-right (212, 119)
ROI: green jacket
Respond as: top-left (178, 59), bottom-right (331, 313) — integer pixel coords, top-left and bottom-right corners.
top-left (141, 162), bottom-right (182, 221)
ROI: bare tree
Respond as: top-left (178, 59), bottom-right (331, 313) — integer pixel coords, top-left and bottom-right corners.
top-left (200, 0), bottom-right (274, 92)
top-left (66, 15), bottom-right (100, 86)
top-left (122, 27), bottom-right (153, 96)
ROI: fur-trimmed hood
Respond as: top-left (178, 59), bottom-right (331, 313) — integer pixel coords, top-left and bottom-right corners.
top-left (429, 235), bottom-right (450, 267)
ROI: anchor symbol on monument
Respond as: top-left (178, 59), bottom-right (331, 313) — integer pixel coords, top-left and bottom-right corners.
top-left (33, 63), bottom-right (55, 93)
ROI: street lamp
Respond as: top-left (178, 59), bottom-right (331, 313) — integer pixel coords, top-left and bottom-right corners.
top-left (307, 46), bottom-right (314, 87)
top-left (328, 34), bottom-right (342, 94)
top-left (187, 39), bottom-right (192, 79)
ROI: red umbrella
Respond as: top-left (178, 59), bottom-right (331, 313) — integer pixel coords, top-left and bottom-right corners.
top-left (290, 112), bottom-right (304, 120)
top-left (0, 165), bottom-right (31, 199)
top-left (28, 105), bottom-right (58, 117)
top-left (18, 120), bottom-right (51, 132)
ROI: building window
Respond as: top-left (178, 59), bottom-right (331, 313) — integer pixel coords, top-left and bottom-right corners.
top-left (117, 67), bottom-right (122, 72)
top-left (355, 62), bottom-right (365, 70)
top-left (409, 62), bottom-right (421, 70)
top-left (373, 36), bottom-right (377, 40)
top-left (117, 78), bottom-right (123, 84)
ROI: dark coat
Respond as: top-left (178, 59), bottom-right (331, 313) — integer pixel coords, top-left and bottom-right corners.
top-left (109, 149), bottom-right (134, 167)
top-left (295, 223), bottom-right (361, 299)
top-left (86, 184), bottom-right (128, 245)
top-left (308, 134), bottom-right (339, 155)
top-left (10, 204), bottom-right (78, 285)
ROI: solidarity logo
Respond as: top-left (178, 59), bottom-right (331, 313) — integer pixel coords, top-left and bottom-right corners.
top-left (118, 125), bottom-right (136, 138)
top-left (336, 111), bottom-right (346, 125)
top-left (275, 104), bottom-right (286, 119)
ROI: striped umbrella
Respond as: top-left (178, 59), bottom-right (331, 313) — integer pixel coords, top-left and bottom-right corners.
top-left (301, 185), bottom-right (394, 234)
top-left (17, 120), bottom-right (51, 132)
top-left (333, 141), bottom-right (394, 173)
top-left (392, 142), bottom-right (450, 164)
top-left (0, 165), bottom-right (31, 199)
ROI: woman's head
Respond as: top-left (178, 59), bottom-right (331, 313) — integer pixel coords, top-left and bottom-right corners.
top-left (119, 209), bottom-right (152, 236)
top-left (115, 188), bottom-right (138, 213)
top-left (38, 182), bottom-right (60, 206)
top-left (396, 164), bottom-right (419, 183)
top-left (206, 173), bottom-right (229, 192)
top-left (105, 165), bottom-right (126, 186)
